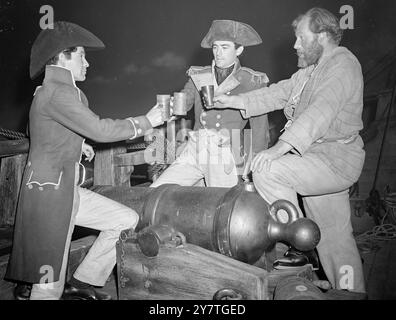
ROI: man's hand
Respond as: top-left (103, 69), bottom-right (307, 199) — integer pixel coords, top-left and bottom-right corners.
top-left (251, 141), bottom-right (293, 173)
top-left (213, 94), bottom-right (245, 110)
top-left (82, 142), bottom-right (95, 162)
top-left (146, 103), bottom-right (165, 127)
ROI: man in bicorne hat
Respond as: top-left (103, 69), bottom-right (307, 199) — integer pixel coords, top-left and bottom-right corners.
top-left (6, 21), bottom-right (164, 300)
top-left (151, 20), bottom-right (270, 188)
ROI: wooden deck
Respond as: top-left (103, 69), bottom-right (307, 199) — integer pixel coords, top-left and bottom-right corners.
top-left (361, 240), bottom-right (396, 300)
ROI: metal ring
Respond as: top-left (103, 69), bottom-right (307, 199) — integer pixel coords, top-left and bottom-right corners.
top-left (175, 232), bottom-right (186, 246)
top-left (213, 288), bottom-right (243, 300)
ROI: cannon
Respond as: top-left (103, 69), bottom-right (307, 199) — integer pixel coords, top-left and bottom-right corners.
top-left (91, 183), bottom-right (321, 300)
top-left (92, 182), bottom-right (321, 265)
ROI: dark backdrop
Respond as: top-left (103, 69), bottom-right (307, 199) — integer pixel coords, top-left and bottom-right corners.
top-left (1, 0), bottom-right (395, 132)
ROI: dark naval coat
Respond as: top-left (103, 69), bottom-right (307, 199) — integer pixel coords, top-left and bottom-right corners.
top-left (6, 65), bottom-right (152, 283)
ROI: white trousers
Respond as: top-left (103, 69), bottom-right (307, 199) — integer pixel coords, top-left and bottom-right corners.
top-left (253, 153), bottom-right (366, 293)
top-left (30, 187), bottom-right (138, 300)
top-left (151, 130), bottom-right (239, 188)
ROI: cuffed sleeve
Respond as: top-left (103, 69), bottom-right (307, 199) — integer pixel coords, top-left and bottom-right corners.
top-left (126, 115), bottom-right (153, 140)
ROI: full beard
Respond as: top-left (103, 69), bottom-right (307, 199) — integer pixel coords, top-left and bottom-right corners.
top-left (297, 38), bottom-right (324, 68)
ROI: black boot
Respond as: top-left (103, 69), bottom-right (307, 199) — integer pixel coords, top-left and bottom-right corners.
top-left (273, 247), bottom-right (319, 270)
top-left (62, 283), bottom-right (112, 300)
top-left (14, 283), bottom-right (32, 300)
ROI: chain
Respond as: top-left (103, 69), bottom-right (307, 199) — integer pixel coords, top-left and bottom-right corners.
top-left (118, 229), bottom-right (135, 288)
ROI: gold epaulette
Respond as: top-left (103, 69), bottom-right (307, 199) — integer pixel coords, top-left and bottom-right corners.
top-left (186, 65), bottom-right (212, 76)
top-left (240, 67), bottom-right (270, 85)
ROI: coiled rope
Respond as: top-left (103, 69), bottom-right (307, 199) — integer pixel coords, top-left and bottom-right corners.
top-left (355, 193), bottom-right (396, 253)
top-left (0, 127), bottom-right (26, 140)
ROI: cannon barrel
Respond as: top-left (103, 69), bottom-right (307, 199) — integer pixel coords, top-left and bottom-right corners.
top-left (91, 183), bottom-right (321, 264)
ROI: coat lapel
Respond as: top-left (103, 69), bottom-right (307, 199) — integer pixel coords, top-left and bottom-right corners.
top-left (215, 75), bottom-right (240, 96)
top-left (190, 73), bottom-right (213, 91)
top-left (215, 59), bottom-right (241, 95)
top-left (189, 59), bottom-right (242, 95)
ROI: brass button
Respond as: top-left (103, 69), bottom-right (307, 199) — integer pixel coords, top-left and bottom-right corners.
top-left (39, 186), bottom-right (44, 191)
top-left (201, 112), bottom-right (207, 117)
top-left (28, 184), bottom-right (33, 190)
top-left (217, 114), bottom-right (221, 119)
top-left (215, 123), bottom-right (220, 128)
top-left (137, 128), bottom-right (142, 134)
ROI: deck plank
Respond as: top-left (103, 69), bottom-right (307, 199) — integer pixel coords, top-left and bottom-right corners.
top-left (1, 231), bottom-right (396, 300)
top-left (383, 241), bottom-right (396, 299)
top-left (362, 240), bottom-right (396, 300)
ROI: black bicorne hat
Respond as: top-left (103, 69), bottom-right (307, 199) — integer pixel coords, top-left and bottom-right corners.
top-left (30, 21), bottom-right (105, 79)
top-left (201, 20), bottom-right (262, 48)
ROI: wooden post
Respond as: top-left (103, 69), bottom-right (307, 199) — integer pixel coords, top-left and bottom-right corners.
top-left (166, 120), bottom-right (176, 164)
top-left (94, 144), bottom-right (133, 187)
top-left (0, 139), bottom-right (29, 158)
top-left (0, 154), bottom-right (28, 226)
top-left (158, 127), bottom-right (166, 164)
top-left (376, 92), bottom-right (393, 121)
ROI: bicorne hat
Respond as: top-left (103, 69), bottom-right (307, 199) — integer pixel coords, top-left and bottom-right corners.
top-left (30, 21), bottom-right (105, 79)
top-left (201, 20), bottom-right (262, 48)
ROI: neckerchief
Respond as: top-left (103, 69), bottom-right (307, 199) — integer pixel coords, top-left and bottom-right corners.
top-left (214, 64), bottom-right (235, 85)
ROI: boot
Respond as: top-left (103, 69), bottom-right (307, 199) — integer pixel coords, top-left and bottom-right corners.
top-left (14, 283), bottom-right (32, 300)
top-left (273, 247), bottom-right (319, 270)
top-left (62, 283), bottom-right (112, 300)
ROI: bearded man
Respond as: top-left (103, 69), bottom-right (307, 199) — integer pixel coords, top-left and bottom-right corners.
top-left (214, 8), bottom-right (366, 294)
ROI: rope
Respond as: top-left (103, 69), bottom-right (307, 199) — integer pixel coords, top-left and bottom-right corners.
top-left (383, 192), bottom-right (396, 224)
top-left (355, 193), bottom-right (396, 253)
top-left (127, 142), bottom-right (149, 150)
top-left (356, 224), bottom-right (396, 243)
top-left (0, 127), bottom-right (27, 140)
